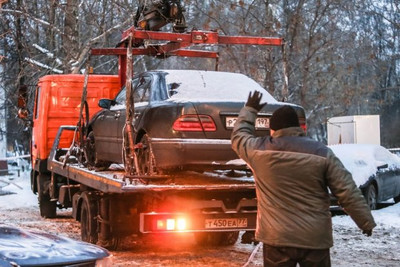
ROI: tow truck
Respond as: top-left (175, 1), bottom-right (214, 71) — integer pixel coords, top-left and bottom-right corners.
top-left (18, 1), bottom-right (286, 249)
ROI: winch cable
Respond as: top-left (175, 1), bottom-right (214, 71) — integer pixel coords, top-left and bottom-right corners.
top-left (242, 242), bottom-right (262, 267)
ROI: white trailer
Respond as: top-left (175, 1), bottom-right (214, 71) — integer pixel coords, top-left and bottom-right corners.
top-left (327, 115), bottom-right (380, 145)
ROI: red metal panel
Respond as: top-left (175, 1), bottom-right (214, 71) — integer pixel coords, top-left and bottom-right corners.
top-left (91, 48), bottom-right (127, 55)
top-left (119, 55), bottom-right (126, 88)
top-left (172, 50), bottom-right (218, 58)
top-left (218, 36), bottom-right (283, 46)
top-left (121, 27), bottom-right (283, 47)
top-left (93, 27), bottom-right (283, 85)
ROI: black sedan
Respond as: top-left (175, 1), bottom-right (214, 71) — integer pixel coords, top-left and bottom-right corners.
top-left (85, 70), bottom-right (306, 174)
top-left (0, 225), bottom-right (111, 266)
top-left (330, 144), bottom-right (400, 210)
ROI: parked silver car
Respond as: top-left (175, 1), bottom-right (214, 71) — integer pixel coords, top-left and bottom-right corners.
top-left (0, 225), bottom-right (111, 266)
top-left (330, 144), bottom-right (400, 210)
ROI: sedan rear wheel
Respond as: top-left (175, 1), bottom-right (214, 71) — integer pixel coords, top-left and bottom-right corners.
top-left (364, 184), bottom-right (377, 210)
top-left (136, 134), bottom-right (157, 175)
top-left (85, 131), bottom-right (111, 171)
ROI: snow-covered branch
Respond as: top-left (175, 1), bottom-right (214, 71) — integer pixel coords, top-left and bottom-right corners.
top-left (24, 57), bottom-right (63, 73)
top-left (71, 18), bottom-right (133, 74)
top-left (0, 8), bottom-right (62, 33)
top-left (32, 44), bottom-right (62, 65)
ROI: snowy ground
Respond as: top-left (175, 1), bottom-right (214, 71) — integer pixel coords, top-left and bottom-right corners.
top-left (1, 170), bottom-right (400, 266)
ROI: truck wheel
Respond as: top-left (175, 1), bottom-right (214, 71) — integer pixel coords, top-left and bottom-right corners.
top-left (80, 192), bottom-right (98, 244)
top-left (364, 184), bottom-right (378, 210)
top-left (85, 131), bottom-right (111, 171)
top-left (103, 237), bottom-right (120, 251)
top-left (37, 173), bottom-right (57, 218)
top-left (194, 231), bottom-right (239, 246)
top-left (137, 134), bottom-right (157, 175)
top-left (219, 231), bottom-right (240, 246)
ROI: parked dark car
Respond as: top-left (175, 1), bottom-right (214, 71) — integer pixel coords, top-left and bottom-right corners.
top-left (86, 70), bottom-right (306, 174)
top-left (0, 225), bottom-right (111, 266)
top-left (329, 144), bottom-right (400, 210)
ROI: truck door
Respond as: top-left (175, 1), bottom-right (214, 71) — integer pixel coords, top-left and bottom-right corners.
top-left (31, 86), bottom-right (42, 166)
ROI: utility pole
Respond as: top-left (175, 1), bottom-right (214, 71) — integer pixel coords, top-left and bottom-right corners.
top-left (0, 46), bottom-right (8, 175)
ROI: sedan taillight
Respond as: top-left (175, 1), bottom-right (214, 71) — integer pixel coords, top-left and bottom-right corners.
top-left (300, 122), bottom-right (307, 132)
top-left (173, 115), bottom-right (217, 132)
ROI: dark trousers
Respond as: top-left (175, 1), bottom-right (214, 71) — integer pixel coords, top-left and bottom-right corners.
top-left (263, 244), bottom-right (331, 267)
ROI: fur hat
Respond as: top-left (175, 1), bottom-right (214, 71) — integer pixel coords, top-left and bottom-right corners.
top-left (270, 105), bottom-right (300, 131)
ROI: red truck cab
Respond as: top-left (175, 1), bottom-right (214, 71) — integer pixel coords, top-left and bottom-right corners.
top-left (30, 74), bottom-right (120, 180)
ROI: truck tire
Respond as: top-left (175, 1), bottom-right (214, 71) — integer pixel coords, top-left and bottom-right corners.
top-left (37, 173), bottom-right (57, 218)
top-left (80, 192), bottom-right (98, 244)
top-left (219, 231), bottom-right (240, 246)
top-left (194, 231), bottom-right (239, 246)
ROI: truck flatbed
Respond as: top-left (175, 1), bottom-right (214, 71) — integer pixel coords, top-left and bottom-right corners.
top-left (48, 126), bottom-right (255, 194)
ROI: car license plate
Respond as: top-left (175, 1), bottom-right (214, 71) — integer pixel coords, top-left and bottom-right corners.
top-left (205, 218), bottom-right (248, 229)
top-left (226, 116), bottom-right (269, 129)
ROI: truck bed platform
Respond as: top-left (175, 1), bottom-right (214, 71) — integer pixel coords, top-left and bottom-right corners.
top-left (48, 126), bottom-right (255, 193)
top-left (50, 160), bottom-right (255, 193)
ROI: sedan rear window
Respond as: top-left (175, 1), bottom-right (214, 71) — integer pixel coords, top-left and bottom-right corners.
top-left (164, 70), bottom-right (277, 103)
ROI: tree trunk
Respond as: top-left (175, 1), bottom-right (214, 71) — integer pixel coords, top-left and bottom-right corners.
top-left (62, 0), bottom-right (79, 73)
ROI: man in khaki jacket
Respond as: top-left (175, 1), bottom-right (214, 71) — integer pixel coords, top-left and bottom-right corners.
top-left (231, 91), bottom-right (376, 267)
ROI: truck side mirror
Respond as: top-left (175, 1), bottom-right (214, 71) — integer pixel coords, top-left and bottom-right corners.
top-left (98, 99), bottom-right (114, 109)
top-left (17, 85), bottom-right (28, 109)
top-left (17, 108), bottom-right (29, 119)
top-left (377, 163), bottom-right (388, 170)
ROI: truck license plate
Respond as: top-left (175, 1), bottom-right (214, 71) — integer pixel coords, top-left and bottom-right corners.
top-left (205, 218), bottom-right (247, 229)
top-left (226, 117), bottom-right (269, 129)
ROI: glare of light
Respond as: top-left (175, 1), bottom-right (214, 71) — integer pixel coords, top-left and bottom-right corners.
top-left (177, 218), bottom-right (186, 231)
top-left (166, 219), bottom-right (175, 230)
top-left (157, 220), bottom-right (165, 230)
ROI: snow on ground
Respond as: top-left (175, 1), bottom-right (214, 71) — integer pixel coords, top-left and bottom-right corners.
top-left (0, 171), bottom-right (37, 209)
top-left (1, 170), bottom-right (400, 266)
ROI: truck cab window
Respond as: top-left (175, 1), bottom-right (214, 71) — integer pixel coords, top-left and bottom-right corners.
top-left (34, 87), bottom-right (41, 120)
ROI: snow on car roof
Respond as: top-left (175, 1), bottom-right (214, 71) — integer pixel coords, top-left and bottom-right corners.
top-left (163, 70), bottom-right (278, 103)
top-left (329, 144), bottom-right (400, 187)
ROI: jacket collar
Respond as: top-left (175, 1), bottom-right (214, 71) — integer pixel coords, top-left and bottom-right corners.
top-left (272, 127), bottom-right (305, 138)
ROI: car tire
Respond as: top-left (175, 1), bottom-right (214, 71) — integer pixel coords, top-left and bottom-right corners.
top-left (136, 134), bottom-right (157, 175)
top-left (364, 183), bottom-right (378, 210)
top-left (80, 192), bottom-right (98, 244)
top-left (85, 131), bottom-right (111, 171)
top-left (394, 194), bottom-right (400, 203)
top-left (37, 173), bottom-right (57, 218)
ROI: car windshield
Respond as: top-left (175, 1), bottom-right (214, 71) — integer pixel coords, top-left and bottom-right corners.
top-left (164, 70), bottom-right (277, 103)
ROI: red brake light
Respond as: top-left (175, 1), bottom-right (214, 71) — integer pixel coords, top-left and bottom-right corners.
top-left (173, 115), bottom-right (217, 132)
top-left (300, 123), bottom-right (307, 132)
